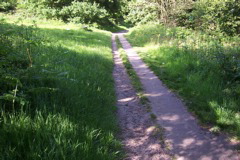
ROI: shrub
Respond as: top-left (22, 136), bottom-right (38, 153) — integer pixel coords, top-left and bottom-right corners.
top-left (59, 1), bottom-right (110, 25)
top-left (17, 0), bottom-right (71, 9)
top-left (0, 1), bottom-right (17, 12)
top-left (17, 1), bottom-right (111, 25)
top-left (175, 0), bottom-right (240, 36)
top-left (124, 1), bottom-right (158, 25)
top-left (17, 0), bottom-right (122, 23)
top-left (124, 0), bottom-right (192, 26)
top-left (0, 21), bottom-right (49, 111)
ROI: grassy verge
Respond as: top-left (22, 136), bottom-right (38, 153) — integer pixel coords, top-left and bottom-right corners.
top-left (0, 13), bottom-right (122, 159)
top-left (127, 23), bottom-right (240, 138)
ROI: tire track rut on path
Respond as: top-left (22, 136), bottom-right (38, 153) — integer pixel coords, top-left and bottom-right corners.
top-left (112, 34), bottom-right (170, 160)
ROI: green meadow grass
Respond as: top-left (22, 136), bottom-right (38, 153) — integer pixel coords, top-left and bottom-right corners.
top-left (127, 23), bottom-right (240, 138)
top-left (0, 14), bottom-right (122, 159)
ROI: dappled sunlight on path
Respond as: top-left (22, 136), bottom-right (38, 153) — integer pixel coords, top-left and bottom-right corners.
top-left (112, 34), bottom-right (170, 160)
top-left (117, 33), bottom-right (239, 160)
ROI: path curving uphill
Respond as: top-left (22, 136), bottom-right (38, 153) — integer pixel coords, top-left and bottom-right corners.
top-left (114, 32), bottom-right (239, 160)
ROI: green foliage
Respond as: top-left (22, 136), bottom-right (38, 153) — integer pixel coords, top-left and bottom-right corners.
top-left (0, 0), bottom-right (17, 12)
top-left (17, 1), bottom-right (62, 19)
top-left (32, 0), bottom-right (72, 8)
top-left (175, 0), bottom-right (240, 35)
top-left (17, 0), bottom-right (77, 9)
top-left (0, 21), bottom-right (42, 111)
top-left (14, 0), bottom-right (126, 25)
top-left (0, 15), bottom-right (122, 159)
top-left (124, 1), bottom-right (158, 25)
top-left (127, 23), bottom-right (240, 137)
top-left (123, 0), bottom-right (239, 35)
top-left (16, 0), bottom-right (115, 26)
top-left (60, 1), bottom-right (110, 25)
top-left (18, 0), bottom-right (122, 13)
top-left (87, 0), bottom-right (122, 18)
top-left (123, 0), bottom-right (192, 25)
top-left (0, 110), bottom-right (120, 159)
top-left (153, 0), bottom-right (193, 24)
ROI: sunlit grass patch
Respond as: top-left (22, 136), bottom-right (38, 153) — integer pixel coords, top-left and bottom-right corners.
top-left (127, 23), bottom-right (240, 139)
top-left (0, 14), bottom-right (122, 159)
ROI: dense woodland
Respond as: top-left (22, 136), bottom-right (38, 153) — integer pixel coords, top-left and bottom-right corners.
top-left (0, 0), bottom-right (240, 159)
top-left (1, 0), bottom-right (239, 35)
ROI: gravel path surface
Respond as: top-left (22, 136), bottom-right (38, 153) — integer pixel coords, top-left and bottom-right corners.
top-left (115, 33), bottom-right (239, 160)
top-left (112, 34), bottom-right (170, 160)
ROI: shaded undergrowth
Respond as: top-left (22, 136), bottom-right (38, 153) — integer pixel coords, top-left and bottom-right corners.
top-left (127, 23), bottom-right (240, 138)
top-left (0, 16), bottom-right (122, 159)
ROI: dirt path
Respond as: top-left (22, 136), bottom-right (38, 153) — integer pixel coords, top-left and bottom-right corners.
top-left (112, 34), bottom-right (170, 160)
top-left (113, 33), bottom-right (239, 160)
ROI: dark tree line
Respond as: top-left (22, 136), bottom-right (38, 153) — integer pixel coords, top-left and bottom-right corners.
top-left (125, 0), bottom-right (240, 35)
top-left (0, 0), bottom-right (239, 35)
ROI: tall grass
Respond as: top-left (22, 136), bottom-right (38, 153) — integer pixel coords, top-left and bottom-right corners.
top-left (127, 23), bottom-right (240, 138)
top-left (0, 14), bottom-right (122, 159)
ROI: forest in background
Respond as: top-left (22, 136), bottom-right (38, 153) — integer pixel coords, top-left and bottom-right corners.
top-left (0, 0), bottom-right (239, 35)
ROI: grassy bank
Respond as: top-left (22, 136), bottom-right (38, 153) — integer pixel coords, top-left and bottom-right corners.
top-left (0, 14), bottom-right (121, 159)
top-left (127, 23), bottom-right (240, 138)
